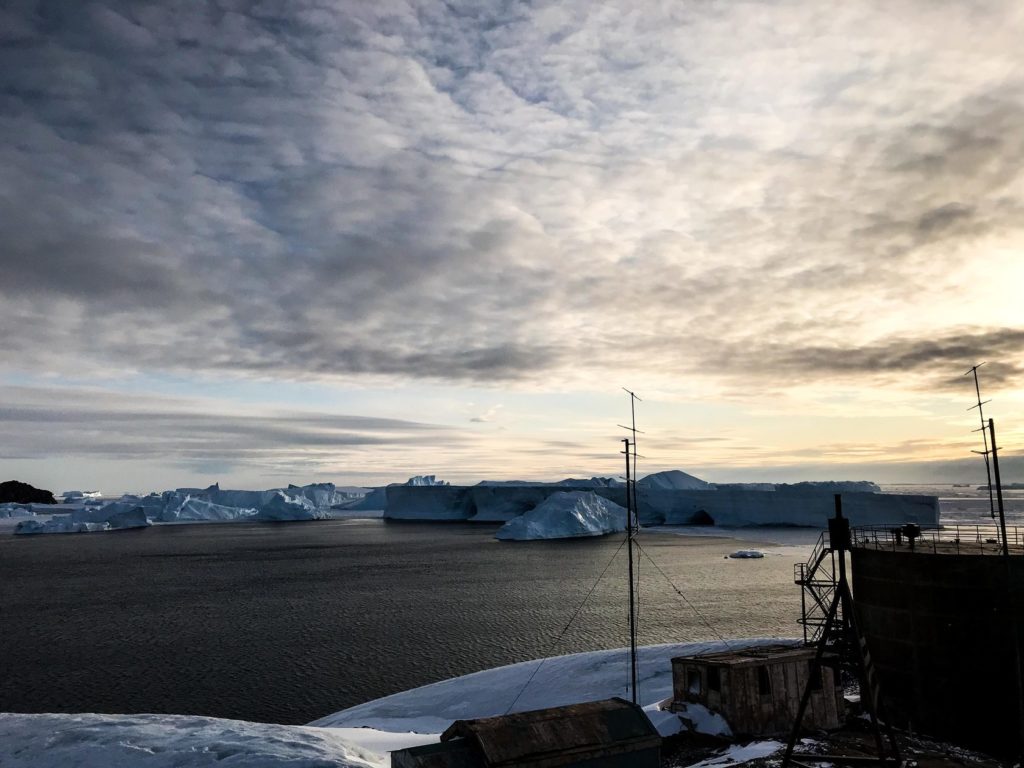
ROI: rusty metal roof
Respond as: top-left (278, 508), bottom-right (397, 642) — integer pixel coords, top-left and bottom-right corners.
top-left (439, 697), bottom-right (659, 768)
top-left (673, 643), bottom-right (817, 667)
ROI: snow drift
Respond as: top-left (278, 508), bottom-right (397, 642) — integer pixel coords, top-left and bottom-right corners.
top-left (0, 713), bottom-right (383, 768)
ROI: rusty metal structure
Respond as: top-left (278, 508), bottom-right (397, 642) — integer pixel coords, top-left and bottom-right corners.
top-left (784, 497), bottom-right (901, 766)
top-left (390, 698), bottom-right (660, 768)
top-left (851, 520), bottom-right (1024, 757)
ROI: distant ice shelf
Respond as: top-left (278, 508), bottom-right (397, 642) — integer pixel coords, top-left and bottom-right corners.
top-left (383, 469), bottom-right (938, 537)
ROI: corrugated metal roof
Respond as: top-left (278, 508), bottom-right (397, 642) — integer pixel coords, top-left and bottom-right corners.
top-left (439, 697), bottom-right (659, 768)
top-left (673, 643), bottom-right (817, 667)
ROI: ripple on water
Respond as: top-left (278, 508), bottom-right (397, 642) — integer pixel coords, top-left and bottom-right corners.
top-left (0, 521), bottom-right (803, 724)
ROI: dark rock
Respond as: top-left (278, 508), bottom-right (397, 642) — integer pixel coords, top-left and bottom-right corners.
top-left (0, 481), bottom-right (57, 505)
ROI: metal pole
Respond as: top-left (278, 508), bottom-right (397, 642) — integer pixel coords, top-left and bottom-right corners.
top-left (622, 438), bottom-right (638, 704)
top-left (990, 419), bottom-right (1008, 557)
top-left (966, 365), bottom-right (996, 518)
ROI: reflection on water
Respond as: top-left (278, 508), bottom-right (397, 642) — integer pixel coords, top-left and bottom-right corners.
top-left (0, 520), bottom-right (802, 724)
top-left (1, 485), bottom-right (1012, 724)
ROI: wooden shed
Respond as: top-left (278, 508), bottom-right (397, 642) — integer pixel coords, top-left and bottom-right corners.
top-left (391, 697), bottom-right (661, 768)
top-left (670, 644), bottom-right (843, 736)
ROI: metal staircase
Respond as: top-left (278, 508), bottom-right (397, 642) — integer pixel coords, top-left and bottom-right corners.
top-left (794, 531), bottom-right (839, 645)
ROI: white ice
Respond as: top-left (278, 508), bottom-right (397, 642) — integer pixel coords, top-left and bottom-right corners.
top-left (494, 490), bottom-right (627, 540)
top-left (638, 469), bottom-right (714, 491)
top-left (311, 638), bottom-right (795, 733)
top-left (0, 640), bottom-right (797, 768)
top-left (0, 713), bottom-right (385, 768)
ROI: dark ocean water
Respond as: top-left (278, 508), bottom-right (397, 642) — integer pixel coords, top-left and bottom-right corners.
top-left (0, 520), bottom-right (803, 724)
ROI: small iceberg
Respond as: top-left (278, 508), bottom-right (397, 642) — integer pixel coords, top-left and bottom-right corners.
top-left (727, 549), bottom-right (765, 559)
top-left (495, 491), bottom-right (626, 541)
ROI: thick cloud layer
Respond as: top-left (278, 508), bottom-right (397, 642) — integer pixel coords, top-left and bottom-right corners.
top-left (2, 0), bottom-right (1022, 392)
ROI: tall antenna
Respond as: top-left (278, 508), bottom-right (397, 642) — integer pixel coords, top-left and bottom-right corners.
top-left (621, 437), bottom-right (638, 704)
top-left (620, 387), bottom-right (643, 522)
top-left (965, 363), bottom-right (996, 519)
top-left (618, 388), bottom-right (643, 704)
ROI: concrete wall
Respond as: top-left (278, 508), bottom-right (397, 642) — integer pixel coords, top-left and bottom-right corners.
top-left (852, 548), bottom-right (1024, 756)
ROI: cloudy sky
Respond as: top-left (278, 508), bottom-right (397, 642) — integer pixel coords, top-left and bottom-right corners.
top-left (2, 0), bottom-right (1022, 492)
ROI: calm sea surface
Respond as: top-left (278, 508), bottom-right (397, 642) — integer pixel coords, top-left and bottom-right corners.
top-left (5, 486), bottom-right (1018, 725)
top-left (0, 521), bottom-right (805, 724)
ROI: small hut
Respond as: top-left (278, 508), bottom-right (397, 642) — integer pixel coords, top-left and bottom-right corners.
top-left (391, 697), bottom-right (660, 768)
top-left (671, 644), bottom-right (844, 736)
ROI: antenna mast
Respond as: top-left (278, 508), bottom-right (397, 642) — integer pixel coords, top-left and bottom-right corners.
top-left (619, 387), bottom-right (643, 704)
top-left (965, 363), bottom-right (996, 519)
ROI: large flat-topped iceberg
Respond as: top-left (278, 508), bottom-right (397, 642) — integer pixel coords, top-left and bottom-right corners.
top-left (495, 491), bottom-right (627, 540)
top-left (383, 469), bottom-right (940, 533)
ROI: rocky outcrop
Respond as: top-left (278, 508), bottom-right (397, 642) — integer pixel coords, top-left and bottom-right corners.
top-left (0, 481), bottom-right (56, 505)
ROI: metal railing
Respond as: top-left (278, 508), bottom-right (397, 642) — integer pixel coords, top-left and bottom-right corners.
top-left (851, 524), bottom-right (1024, 555)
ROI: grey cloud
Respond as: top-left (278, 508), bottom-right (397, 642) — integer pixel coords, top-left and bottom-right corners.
top-left (0, 0), bottom-right (1022, 392)
top-left (703, 328), bottom-right (1024, 391)
top-left (0, 385), bottom-right (463, 469)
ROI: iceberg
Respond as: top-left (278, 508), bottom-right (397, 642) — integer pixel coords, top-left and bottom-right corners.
top-left (637, 469), bottom-right (714, 491)
top-left (728, 549), bottom-right (765, 559)
top-left (256, 490), bottom-right (330, 521)
top-left (383, 468), bottom-right (938, 530)
top-left (159, 496), bottom-right (257, 522)
top-left (385, 485), bottom-right (473, 520)
top-left (15, 501), bottom-right (151, 534)
top-left (61, 490), bottom-right (102, 503)
top-left (660, 487), bottom-right (937, 527)
top-left (0, 503), bottom-right (34, 519)
top-left (404, 475), bottom-right (449, 486)
top-left (341, 486), bottom-right (387, 511)
top-left (495, 491), bottom-right (627, 541)
top-left (468, 484), bottom-right (559, 522)
top-left (15, 518), bottom-right (109, 535)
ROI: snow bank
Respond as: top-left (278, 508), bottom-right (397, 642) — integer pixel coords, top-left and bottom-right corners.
top-left (674, 701), bottom-right (733, 737)
top-left (0, 713), bottom-right (384, 768)
top-left (495, 491), bottom-right (627, 540)
top-left (687, 740), bottom-right (784, 768)
top-left (312, 638), bottom-right (796, 733)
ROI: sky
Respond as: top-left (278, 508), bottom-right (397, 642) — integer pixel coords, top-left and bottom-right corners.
top-left (2, 0), bottom-right (1023, 492)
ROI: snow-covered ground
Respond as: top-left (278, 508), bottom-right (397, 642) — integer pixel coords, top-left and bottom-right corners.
top-left (0, 713), bottom-right (386, 768)
top-left (312, 638), bottom-right (796, 759)
top-left (0, 639), bottom-right (795, 767)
